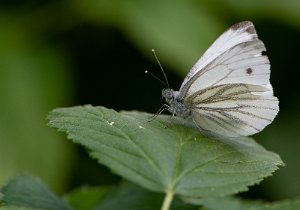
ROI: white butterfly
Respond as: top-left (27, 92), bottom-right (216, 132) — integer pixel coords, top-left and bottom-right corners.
top-left (162, 21), bottom-right (279, 137)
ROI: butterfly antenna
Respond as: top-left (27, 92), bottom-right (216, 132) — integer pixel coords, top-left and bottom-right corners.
top-left (145, 70), bottom-right (167, 87)
top-left (151, 49), bottom-right (170, 88)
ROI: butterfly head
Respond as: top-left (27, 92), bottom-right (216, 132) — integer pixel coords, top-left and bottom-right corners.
top-left (162, 89), bottom-right (182, 105)
top-left (162, 89), bottom-right (175, 103)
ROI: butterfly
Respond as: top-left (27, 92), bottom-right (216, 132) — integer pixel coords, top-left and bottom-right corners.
top-left (161, 21), bottom-right (279, 137)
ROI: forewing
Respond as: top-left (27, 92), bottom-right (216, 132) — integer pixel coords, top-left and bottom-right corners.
top-left (185, 84), bottom-right (279, 137)
top-left (180, 21), bottom-right (271, 97)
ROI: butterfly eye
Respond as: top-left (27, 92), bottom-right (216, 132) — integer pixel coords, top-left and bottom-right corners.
top-left (162, 90), bottom-right (170, 99)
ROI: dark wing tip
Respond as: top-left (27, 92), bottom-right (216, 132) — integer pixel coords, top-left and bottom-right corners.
top-left (231, 21), bottom-right (256, 34)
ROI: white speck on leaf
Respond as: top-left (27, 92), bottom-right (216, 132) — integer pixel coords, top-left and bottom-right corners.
top-left (138, 125), bottom-right (144, 129)
top-left (108, 121), bottom-right (114, 126)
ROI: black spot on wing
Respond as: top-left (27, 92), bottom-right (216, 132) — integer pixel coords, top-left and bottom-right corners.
top-left (246, 68), bottom-right (253, 75)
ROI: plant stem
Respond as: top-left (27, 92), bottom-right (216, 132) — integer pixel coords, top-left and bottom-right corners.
top-left (161, 191), bottom-right (174, 210)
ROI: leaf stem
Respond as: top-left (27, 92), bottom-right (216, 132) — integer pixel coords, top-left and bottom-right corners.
top-left (161, 191), bottom-right (174, 210)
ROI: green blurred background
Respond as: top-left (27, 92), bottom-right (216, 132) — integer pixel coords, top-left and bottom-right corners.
top-left (0, 0), bottom-right (299, 201)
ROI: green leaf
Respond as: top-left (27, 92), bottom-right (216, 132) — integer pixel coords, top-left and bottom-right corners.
top-left (65, 186), bottom-right (111, 210)
top-left (0, 207), bottom-right (37, 210)
top-left (93, 182), bottom-right (196, 210)
top-left (0, 174), bottom-right (72, 210)
top-left (48, 105), bottom-right (283, 198)
top-left (186, 196), bottom-right (300, 210)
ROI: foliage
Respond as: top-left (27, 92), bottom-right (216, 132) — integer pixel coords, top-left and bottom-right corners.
top-left (1, 173), bottom-right (300, 210)
top-left (1, 0), bottom-right (300, 209)
top-left (47, 105), bottom-right (283, 198)
top-left (0, 174), bottom-right (71, 210)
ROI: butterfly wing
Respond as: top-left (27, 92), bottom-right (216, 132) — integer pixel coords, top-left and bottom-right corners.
top-left (179, 21), bottom-right (279, 137)
top-left (180, 21), bottom-right (271, 97)
top-left (185, 84), bottom-right (278, 137)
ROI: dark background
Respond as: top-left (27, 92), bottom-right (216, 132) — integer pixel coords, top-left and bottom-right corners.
top-left (0, 0), bottom-right (299, 201)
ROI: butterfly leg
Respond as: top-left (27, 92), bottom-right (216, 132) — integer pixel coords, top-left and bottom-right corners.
top-left (147, 104), bottom-right (170, 122)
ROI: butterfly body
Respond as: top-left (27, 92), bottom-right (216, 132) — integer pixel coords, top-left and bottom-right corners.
top-left (162, 89), bottom-right (191, 118)
top-left (161, 21), bottom-right (279, 137)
